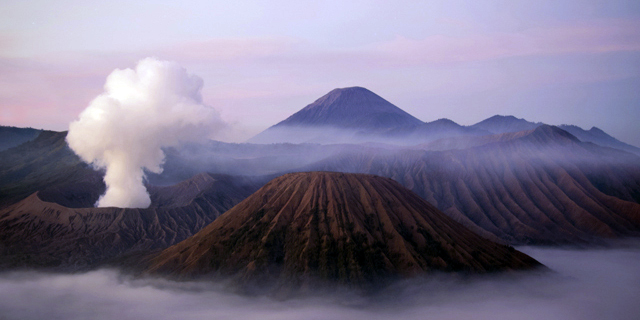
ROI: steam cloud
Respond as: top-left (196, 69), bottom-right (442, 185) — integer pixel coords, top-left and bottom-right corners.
top-left (67, 58), bottom-right (225, 208)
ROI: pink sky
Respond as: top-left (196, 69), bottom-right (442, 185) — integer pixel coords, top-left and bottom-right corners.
top-left (1, 0), bottom-right (639, 145)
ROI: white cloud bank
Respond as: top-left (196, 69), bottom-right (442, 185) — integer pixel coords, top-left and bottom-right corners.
top-left (67, 58), bottom-right (225, 208)
top-left (0, 243), bottom-right (638, 320)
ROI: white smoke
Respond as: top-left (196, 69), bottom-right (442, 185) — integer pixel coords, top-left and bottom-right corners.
top-left (67, 58), bottom-right (225, 208)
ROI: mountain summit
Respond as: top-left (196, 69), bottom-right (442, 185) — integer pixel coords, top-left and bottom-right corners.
top-left (249, 87), bottom-right (423, 144)
top-left (147, 172), bottom-right (541, 287)
top-left (471, 115), bottom-right (541, 134)
top-left (274, 87), bottom-right (422, 129)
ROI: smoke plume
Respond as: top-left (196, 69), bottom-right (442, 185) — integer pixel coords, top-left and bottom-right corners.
top-left (67, 58), bottom-right (225, 208)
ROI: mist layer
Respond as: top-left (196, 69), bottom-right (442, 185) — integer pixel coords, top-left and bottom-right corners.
top-left (66, 58), bottom-right (224, 208)
top-left (0, 243), bottom-right (638, 320)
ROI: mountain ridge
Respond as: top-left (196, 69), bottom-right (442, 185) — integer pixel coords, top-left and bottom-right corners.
top-left (304, 126), bottom-right (640, 244)
top-left (470, 115), bottom-right (541, 134)
top-left (248, 87), bottom-right (636, 151)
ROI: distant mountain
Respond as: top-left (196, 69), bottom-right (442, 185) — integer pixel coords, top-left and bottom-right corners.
top-left (249, 89), bottom-right (637, 151)
top-left (249, 87), bottom-right (424, 144)
top-left (0, 173), bottom-right (263, 270)
top-left (147, 172), bottom-right (541, 287)
top-left (418, 124), bottom-right (581, 151)
top-left (471, 115), bottom-right (541, 134)
top-left (270, 86), bottom-right (422, 129)
top-left (410, 118), bottom-right (490, 141)
top-left (306, 125), bottom-right (640, 244)
top-left (558, 125), bottom-right (640, 155)
top-left (469, 115), bottom-right (640, 155)
top-left (0, 126), bottom-right (42, 151)
top-left (417, 128), bottom-right (536, 151)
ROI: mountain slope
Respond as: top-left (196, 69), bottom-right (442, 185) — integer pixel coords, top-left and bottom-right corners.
top-left (148, 172), bottom-right (541, 287)
top-left (250, 89), bottom-right (636, 150)
top-left (0, 126), bottom-right (42, 151)
top-left (306, 126), bottom-right (640, 244)
top-left (0, 173), bottom-right (263, 270)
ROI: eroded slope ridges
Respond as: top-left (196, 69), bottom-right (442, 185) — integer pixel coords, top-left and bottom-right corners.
top-left (307, 126), bottom-right (640, 244)
top-left (0, 173), bottom-right (263, 270)
top-left (148, 172), bottom-right (540, 287)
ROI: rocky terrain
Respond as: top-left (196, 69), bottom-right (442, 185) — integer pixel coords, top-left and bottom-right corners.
top-left (0, 173), bottom-right (263, 269)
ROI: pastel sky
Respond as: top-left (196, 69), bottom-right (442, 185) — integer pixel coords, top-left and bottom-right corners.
top-left (1, 0), bottom-right (639, 145)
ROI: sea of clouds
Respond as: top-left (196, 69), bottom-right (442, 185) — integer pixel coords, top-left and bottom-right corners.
top-left (0, 242), bottom-right (639, 320)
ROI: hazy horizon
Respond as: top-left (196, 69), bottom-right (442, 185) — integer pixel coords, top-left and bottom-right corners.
top-left (1, 1), bottom-right (639, 146)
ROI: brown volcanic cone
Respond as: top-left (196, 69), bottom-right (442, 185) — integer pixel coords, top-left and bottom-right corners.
top-left (148, 172), bottom-right (541, 285)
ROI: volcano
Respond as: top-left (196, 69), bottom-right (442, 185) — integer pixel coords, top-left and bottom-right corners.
top-left (148, 172), bottom-right (541, 287)
top-left (249, 87), bottom-right (423, 144)
top-left (269, 86), bottom-right (422, 129)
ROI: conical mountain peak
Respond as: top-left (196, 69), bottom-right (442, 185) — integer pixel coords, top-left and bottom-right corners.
top-left (147, 172), bottom-right (541, 287)
top-left (273, 87), bottom-right (422, 129)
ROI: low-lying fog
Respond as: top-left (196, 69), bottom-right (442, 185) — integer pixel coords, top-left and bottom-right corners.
top-left (1, 242), bottom-right (639, 320)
